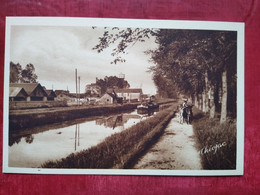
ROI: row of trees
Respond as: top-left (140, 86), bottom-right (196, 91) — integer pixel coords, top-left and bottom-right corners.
top-left (93, 27), bottom-right (237, 123)
top-left (10, 61), bottom-right (38, 83)
top-left (149, 29), bottom-right (237, 123)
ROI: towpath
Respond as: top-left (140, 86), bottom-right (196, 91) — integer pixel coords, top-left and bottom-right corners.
top-left (133, 115), bottom-right (203, 170)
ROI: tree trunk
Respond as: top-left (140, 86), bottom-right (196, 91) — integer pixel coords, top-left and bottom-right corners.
top-left (209, 85), bottom-right (216, 118)
top-left (220, 70), bottom-right (227, 123)
top-left (204, 71), bottom-right (209, 112)
top-left (194, 93), bottom-right (199, 108)
top-left (202, 90), bottom-right (206, 112)
top-left (198, 93), bottom-right (203, 111)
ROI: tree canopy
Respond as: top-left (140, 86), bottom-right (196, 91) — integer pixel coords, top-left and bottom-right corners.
top-left (93, 27), bottom-right (237, 120)
top-left (95, 76), bottom-right (130, 95)
top-left (10, 62), bottom-right (38, 83)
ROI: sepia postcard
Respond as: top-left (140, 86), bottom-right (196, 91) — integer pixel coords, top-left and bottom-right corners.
top-left (3, 17), bottom-right (244, 175)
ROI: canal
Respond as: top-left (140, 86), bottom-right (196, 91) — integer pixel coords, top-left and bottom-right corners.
top-left (9, 109), bottom-right (155, 168)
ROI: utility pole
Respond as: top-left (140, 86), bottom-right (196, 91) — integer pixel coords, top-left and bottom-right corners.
top-left (75, 69), bottom-right (78, 106)
top-left (78, 76), bottom-right (80, 106)
top-left (78, 124), bottom-right (80, 147)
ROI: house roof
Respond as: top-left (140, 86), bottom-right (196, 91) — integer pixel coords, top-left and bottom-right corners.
top-left (9, 87), bottom-right (28, 97)
top-left (45, 90), bottom-right (57, 97)
top-left (10, 83), bottom-right (47, 96)
top-left (101, 92), bottom-right (116, 99)
top-left (55, 90), bottom-right (70, 95)
top-left (114, 88), bottom-right (143, 93)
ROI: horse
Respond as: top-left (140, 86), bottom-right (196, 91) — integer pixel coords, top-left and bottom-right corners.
top-left (182, 105), bottom-right (193, 124)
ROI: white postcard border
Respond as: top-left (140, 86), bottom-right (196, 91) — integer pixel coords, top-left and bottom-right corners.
top-left (3, 17), bottom-right (244, 176)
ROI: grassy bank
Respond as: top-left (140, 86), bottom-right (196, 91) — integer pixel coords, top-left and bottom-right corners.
top-left (42, 105), bottom-right (176, 169)
top-left (192, 108), bottom-right (236, 169)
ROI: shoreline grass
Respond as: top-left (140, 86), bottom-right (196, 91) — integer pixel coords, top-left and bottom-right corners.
top-left (192, 108), bottom-right (237, 169)
top-left (42, 105), bottom-right (177, 169)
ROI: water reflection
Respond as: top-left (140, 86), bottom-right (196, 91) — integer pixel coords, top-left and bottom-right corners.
top-left (74, 124), bottom-right (79, 151)
top-left (8, 110), bottom-right (148, 168)
top-left (96, 114), bottom-right (142, 130)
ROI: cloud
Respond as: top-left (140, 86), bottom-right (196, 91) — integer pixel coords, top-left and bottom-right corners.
top-left (10, 26), bottom-right (158, 94)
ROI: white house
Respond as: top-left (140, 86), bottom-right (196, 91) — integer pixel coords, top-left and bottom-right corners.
top-left (114, 88), bottom-right (143, 102)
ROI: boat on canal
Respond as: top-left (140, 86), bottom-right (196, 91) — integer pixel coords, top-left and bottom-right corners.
top-left (137, 95), bottom-right (159, 114)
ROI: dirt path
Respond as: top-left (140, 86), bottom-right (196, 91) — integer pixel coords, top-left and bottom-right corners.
top-left (133, 115), bottom-right (203, 170)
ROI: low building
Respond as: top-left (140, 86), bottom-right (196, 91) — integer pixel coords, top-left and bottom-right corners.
top-left (114, 88), bottom-right (143, 102)
top-left (9, 87), bottom-right (28, 101)
top-left (45, 89), bottom-right (57, 101)
top-left (55, 90), bottom-right (70, 101)
top-left (10, 83), bottom-right (48, 101)
top-left (99, 93), bottom-right (116, 104)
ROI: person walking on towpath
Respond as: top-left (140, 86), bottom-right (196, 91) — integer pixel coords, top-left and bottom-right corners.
top-left (134, 115), bottom-right (202, 170)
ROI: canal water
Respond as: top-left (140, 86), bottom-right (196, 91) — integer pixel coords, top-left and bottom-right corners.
top-left (9, 110), bottom-right (153, 168)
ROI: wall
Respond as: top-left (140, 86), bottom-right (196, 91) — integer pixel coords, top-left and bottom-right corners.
top-left (9, 100), bottom-right (67, 110)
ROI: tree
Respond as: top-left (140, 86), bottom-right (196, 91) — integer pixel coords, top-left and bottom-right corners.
top-left (148, 30), bottom-right (209, 103)
top-left (93, 27), bottom-right (156, 64)
top-left (96, 76), bottom-right (130, 95)
top-left (10, 62), bottom-right (38, 83)
top-left (20, 63), bottom-right (38, 83)
top-left (148, 29), bottom-right (237, 122)
top-left (93, 27), bottom-right (237, 122)
top-left (208, 31), bottom-right (237, 122)
top-left (152, 72), bottom-right (178, 98)
top-left (10, 61), bottom-right (22, 83)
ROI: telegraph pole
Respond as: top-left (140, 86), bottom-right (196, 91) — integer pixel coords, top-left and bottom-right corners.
top-left (78, 76), bottom-right (80, 106)
top-left (75, 69), bottom-right (78, 106)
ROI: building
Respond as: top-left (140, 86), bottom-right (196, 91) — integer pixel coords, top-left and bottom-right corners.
top-left (10, 83), bottom-right (48, 101)
top-left (119, 73), bottom-right (125, 79)
top-left (114, 88), bottom-right (143, 102)
top-left (45, 89), bottom-right (57, 101)
top-left (55, 90), bottom-right (70, 101)
top-left (9, 87), bottom-right (28, 101)
top-left (99, 93), bottom-right (116, 104)
top-left (55, 90), bottom-right (70, 96)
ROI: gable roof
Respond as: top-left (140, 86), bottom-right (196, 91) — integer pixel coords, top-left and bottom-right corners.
top-left (101, 92), bottom-right (116, 99)
top-left (55, 90), bottom-right (70, 96)
top-left (10, 83), bottom-right (47, 96)
top-left (45, 90), bottom-right (57, 97)
top-left (9, 87), bottom-right (28, 97)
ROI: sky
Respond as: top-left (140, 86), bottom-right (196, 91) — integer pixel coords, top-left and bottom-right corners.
top-left (10, 25), bottom-right (158, 95)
